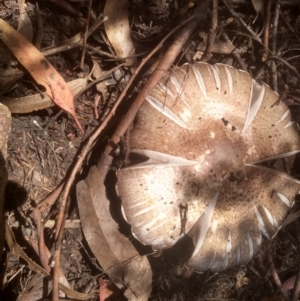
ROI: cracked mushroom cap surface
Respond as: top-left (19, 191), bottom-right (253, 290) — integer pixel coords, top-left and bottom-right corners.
top-left (117, 62), bottom-right (300, 272)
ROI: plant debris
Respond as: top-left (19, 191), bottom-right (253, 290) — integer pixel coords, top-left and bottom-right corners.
top-left (1, 0), bottom-right (300, 300)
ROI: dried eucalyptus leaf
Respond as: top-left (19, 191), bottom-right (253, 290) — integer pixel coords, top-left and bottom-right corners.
top-left (103, 0), bottom-right (137, 66)
top-left (77, 166), bottom-right (152, 300)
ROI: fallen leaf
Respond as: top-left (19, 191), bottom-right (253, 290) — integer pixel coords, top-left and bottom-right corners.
top-left (76, 166), bottom-right (152, 301)
top-left (103, 0), bottom-right (137, 66)
top-left (91, 60), bottom-right (107, 94)
top-left (252, 0), bottom-right (264, 14)
top-left (252, 0), bottom-right (264, 23)
top-left (0, 18), bottom-right (83, 132)
top-left (0, 77), bottom-right (88, 113)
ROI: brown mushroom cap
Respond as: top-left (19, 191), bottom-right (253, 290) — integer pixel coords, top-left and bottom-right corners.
top-left (117, 63), bottom-right (300, 272)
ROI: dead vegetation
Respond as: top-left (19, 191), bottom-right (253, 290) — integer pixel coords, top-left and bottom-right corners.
top-left (1, 0), bottom-right (300, 300)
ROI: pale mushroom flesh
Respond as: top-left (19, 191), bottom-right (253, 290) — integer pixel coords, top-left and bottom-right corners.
top-left (117, 63), bottom-right (300, 272)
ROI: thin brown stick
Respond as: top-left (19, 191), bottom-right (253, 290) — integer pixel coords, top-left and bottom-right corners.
top-left (42, 38), bottom-right (116, 58)
top-left (42, 42), bottom-right (83, 57)
top-left (52, 196), bottom-right (72, 300)
top-left (262, 0), bottom-right (272, 61)
top-left (51, 2), bottom-right (212, 298)
top-left (32, 208), bottom-right (51, 273)
top-left (270, 0), bottom-right (280, 92)
top-left (80, 0), bottom-right (93, 70)
top-left (272, 0), bottom-right (280, 54)
top-left (201, 0), bottom-right (218, 62)
top-left (85, 45), bottom-right (121, 59)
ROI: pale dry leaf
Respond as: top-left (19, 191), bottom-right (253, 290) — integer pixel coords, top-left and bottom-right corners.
top-left (91, 60), bottom-right (107, 94)
top-left (282, 275), bottom-right (296, 290)
top-left (76, 166), bottom-right (152, 301)
top-left (252, 0), bottom-right (264, 23)
top-left (76, 180), bottom-right (120, 270)
top-left (103, 0), bottom-right (137, 66)
top-left (0, 77), bottom-right (88, 113)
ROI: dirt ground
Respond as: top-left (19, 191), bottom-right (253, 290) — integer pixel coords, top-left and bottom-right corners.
top-left (1, 0), bottom-right (300, 300)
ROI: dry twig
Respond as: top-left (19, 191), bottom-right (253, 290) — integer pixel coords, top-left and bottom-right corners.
top-left (262, 0), bottom-right (272, 62)
top-left (270, 0), bottom-right (281, 92)
top-left (201, 0), bottom-right (218, 62)
top-left (80, 0), bottom-right (93, 70)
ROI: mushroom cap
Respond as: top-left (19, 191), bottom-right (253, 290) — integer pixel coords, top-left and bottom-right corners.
top-left (117, 63), bottom-right (300, 272)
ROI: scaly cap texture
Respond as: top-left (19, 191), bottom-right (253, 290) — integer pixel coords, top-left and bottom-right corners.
top-left (117, 63), bottom-right (300, 272)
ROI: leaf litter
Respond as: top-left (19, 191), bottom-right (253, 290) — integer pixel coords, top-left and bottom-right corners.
top-left (1, 1), bottom-right (300, 301)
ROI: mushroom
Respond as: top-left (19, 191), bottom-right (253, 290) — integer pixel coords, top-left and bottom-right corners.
top-left (117, 63), bottom-right (300, 272)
